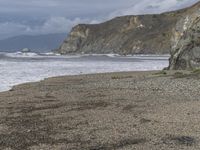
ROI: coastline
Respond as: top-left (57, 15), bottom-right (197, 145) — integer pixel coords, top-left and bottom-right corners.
top-left (0, 70), bottom-right (200, 149)
top-left (0, 53), bottom-right (169, 92)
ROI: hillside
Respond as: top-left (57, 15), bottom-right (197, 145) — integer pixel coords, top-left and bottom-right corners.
top-left (57, 1), bottom-right (200, 55)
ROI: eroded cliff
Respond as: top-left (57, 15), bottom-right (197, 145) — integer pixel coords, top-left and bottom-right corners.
top-left (169, 7), bottom-right (200, 69)
top-left (58, 2), bottom-right (200, 55)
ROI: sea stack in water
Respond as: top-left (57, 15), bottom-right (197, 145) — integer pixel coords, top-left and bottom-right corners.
top-left (21, 48), bottom-right (31, 53)
top-left (169, 9), bottom-right (200, 70)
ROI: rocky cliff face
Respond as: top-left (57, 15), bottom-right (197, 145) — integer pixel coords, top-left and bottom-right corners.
top-left (169, 8), bottom-right (200, 70)
top-left (58, 2), bottom-right (200, 55)
top-left (58, 14), bottom-right (179, 55)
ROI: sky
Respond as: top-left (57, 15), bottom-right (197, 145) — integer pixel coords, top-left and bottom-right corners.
top-left (0, 0), bottom-right (199, 39)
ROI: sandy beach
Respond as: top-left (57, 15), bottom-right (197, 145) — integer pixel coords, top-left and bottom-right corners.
top-left (0, 70), bottom-right (200, 149)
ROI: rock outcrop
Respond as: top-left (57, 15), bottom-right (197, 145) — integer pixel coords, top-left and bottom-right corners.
top-left (58, 2), bottom-right (200, 55)
top-left (169, 8), bottom-right (200, 70)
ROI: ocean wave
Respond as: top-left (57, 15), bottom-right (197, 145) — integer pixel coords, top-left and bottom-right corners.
top-left (0, 52), bottom-right (170, 60)
top-left (0, 52), bottom-right (40, 58)
top-left (0, 54), bottom-right (169, 92)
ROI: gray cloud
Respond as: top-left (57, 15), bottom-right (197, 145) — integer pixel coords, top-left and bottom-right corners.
top-left (0, 0), bottom-right (199, 39)
top-left (109, 0), bottom-right (199, 18)
top-left (0, 17), bottom-right (89, 39)
top-left (0, 0), bottom-right (133, 17)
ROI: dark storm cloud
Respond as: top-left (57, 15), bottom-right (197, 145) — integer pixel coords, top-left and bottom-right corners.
top-left (0, 0), bottom-right (199, 39)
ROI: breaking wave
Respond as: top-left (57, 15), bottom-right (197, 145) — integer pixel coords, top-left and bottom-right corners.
top-left (0, 52), bottom-right (169, 92)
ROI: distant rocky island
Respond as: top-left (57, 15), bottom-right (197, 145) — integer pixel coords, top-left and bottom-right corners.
top-left (57, 2), bottom-right (200, 57)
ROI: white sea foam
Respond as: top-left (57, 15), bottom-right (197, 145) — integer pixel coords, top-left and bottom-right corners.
top-left (3, 52), bottom-right (39, 57)
top-left (0, 53), bottom-right (169, 92)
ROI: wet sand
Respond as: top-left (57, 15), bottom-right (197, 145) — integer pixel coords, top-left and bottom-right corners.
top-left (0, 70), bottom-right (200, 150)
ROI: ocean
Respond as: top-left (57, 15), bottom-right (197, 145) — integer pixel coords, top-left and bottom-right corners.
top-left (0, 52), bottom-right (169, 92)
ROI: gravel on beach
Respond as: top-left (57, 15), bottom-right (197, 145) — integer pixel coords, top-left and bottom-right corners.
top-left (0, 70), bottom-right (200, 149)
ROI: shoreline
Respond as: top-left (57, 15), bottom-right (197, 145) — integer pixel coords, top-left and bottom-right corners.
top-left (0, 54), bottom-right (169, 93)
top-left (0, 70), bottom-right (163, 93)
top-left (0, 70), bottom-right (199, 149)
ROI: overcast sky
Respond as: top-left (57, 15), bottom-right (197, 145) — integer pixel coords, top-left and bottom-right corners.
top-left (0, 0), bottom-right (199, 39)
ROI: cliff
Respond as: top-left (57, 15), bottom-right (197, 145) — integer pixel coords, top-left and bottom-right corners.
top-left (168, 4), bottom-right (200, 70)
top-left (57, 2), bottom-right (200, 55)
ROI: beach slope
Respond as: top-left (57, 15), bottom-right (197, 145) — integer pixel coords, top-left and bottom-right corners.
top-left (0, 71), bottom-right (200, 149)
